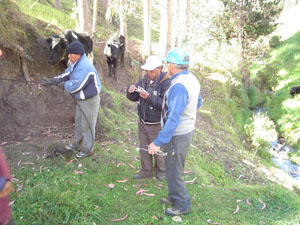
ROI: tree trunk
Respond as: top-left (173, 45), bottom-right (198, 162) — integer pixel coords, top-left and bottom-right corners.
top-left (92, 0), bottom-right (98, 36)
top-left (143, 0), bottom-right (151, 56)
top-left (166, 0), bottom-right (172, 53)
top-left (78, 0), bottom-right (92, 34)
top-left (55, 0), bottom-right (61, 10)
top-left (119, 0), bottom-right (125, 36)
top-left (159, 0), bottom-right (168, 57)
top-left (177, 0), bottom-right (187, 48)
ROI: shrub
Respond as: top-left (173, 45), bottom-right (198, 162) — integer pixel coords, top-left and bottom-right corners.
top-left (248, 85), bottom-right (257, 109)
top-left (256, 138), bottom-right (272, 162)
top-left (255, 63), bottom-right (279, 90)
top-left (269, 35), bottom-right (281, 48)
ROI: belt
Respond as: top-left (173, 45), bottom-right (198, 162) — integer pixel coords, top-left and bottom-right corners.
top-left (140, 118), bottom-right (160, 125)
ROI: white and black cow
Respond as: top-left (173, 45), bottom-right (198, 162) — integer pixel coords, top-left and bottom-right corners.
top-left (47, 29), bottom-right (94, 67)
top-left (104, 32), bottom-right (125, 80)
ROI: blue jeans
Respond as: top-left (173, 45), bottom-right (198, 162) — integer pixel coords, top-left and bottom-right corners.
top-left (163, 131), bottom-right (194, 211)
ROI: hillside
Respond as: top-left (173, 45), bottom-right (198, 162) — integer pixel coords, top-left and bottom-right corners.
top-left (0, 1), bottom-right (300, 224)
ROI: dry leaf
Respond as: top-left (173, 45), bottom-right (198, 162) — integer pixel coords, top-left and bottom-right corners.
top-left (184, 177), bottom-right (197, 184)
top-left (184, 170), bottom-right (193, 174)
top-left (16, 184), bottom-right (23, 192)
top-left (0, 142), bottom-right (7, 146)
top-left (233, 205), bottom-right (239, 215)
top-left (9, 200), bottom-right (15, 206)
top-left (143, 193), bottom-right (155, 197)
top-left (246, 198), bottom-right (252, 206)
top-left (153, 215), bottom-right (158, 221)
top-left (21, 162), bottom-right (35, 165)
top-left (136, 188), bottom-right (148, 195)
top-left (172, 216), bottom-right (182, 222)
top-left (116, 163), bottom-right (121, 168)
top-left (107, 183), bottom-right (115, 189)
top-left (128, 164), bottom-right (135, 169)
top-left (36, 154), bottom-right (40, 160)
top-left (116, 179), bottom-right (128, 183)
top-left (74, 170), bottom-right (84, 175)
top-left (11, 177), bottom-right (19, 182)
top-left (97, 193), bottom-right (102, 197)
top-left (111, 214), bottom-right (128, 222)
top-left (258, 198), bottom-right (266, 210)
top-left (236, 199), bottom-right (242, 203)
top-left (78, 163), bottom-right (82, 168)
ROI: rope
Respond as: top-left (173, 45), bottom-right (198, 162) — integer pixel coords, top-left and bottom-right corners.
top-left (137, 147), bottom-right (167, 156)
top-left (0, 78), bottom-right (43, 83)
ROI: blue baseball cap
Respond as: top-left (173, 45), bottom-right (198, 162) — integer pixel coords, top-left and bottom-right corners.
top-left (163, 48), bottom-right (190, 65)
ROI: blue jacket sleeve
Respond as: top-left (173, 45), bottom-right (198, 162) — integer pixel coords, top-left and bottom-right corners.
top-left (64, 66), bottom-right (89, 94)
top-left (0, 176), bottom-right (7, 191)
top-left (154, 83), bottom-right (188, 146)
top-left (197, 93), bottom-right (202, 109)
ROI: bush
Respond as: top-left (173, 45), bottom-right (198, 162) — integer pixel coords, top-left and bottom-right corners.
top-left (255, 63), bottom-right (279, 90)
top-left (248, 85), bottom-right (257, 109)
top-left (256, 138), bottom-right (272, 162)
top-left (269, 36), bottom-right (281, 48)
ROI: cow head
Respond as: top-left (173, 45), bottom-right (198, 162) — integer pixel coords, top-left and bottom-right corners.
top-left (46, 35), bottom-right (67, 65)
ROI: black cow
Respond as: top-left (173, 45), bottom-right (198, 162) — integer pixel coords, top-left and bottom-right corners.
top-left (104, 32), bottom-right (125, 80)
top-left (46, 29), bottom-right (94, 67)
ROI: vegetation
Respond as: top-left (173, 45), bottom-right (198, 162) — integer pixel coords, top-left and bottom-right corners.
top-left (251, 31), bottom-right (300, 154)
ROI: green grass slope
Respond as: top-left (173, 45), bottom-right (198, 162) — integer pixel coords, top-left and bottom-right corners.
top-left (251, 31), bottom-right (300, 162)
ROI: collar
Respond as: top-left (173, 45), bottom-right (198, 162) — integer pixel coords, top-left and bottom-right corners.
top-left (171, 70), bottom-right (189, 80)
top-left (147, 72), bottom-right (165, 86)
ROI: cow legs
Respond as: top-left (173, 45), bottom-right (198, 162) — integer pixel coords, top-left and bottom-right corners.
top-left (106, 57), bottom-right (113, 77)
top-left (113, 58), bottom-right (118, 81)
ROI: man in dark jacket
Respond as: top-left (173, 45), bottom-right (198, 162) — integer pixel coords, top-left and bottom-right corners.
top-left (127, 55), bottom-right (171, 180)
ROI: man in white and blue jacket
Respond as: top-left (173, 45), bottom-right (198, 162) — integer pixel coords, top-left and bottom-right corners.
top-left (148, 48), bottom-right (202, 216)
top-left (44, 41), bottom-right (101, 158)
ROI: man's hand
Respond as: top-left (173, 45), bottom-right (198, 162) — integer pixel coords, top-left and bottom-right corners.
top-left (139, 91), bottom-right (150, 99)
top-left (58, 82), bottom-right (65, 90)
top-left (148, 142), bottom-right (160, 155)
top-left (42, 78), bottom-right (60, 87)
top-left (0, 181), bottom-right (13, 198)
top-left (128, 85), bottom-right (137, 93)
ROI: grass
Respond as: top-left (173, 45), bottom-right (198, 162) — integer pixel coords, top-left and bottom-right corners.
top-left (16, 0), bottom-right (76, 31)
top-left (8, 140), bottom-right (300, 225)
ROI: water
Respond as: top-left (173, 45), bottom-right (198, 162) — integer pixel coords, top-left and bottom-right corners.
top-left (254, 108), bottom-right (300, 180)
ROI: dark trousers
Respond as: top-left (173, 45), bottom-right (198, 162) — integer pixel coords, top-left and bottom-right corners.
top-left (163, 131), bottom-right (194, 211)
top-left (138, 120), bottom-right (165, 177)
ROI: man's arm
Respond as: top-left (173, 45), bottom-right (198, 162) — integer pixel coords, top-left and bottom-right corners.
top-left (147, 78), bottom-right (171, 109)
top-left (154, 83), bottom-right (188, 146)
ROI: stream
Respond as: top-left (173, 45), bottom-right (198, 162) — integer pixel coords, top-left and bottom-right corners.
top-left (254, 108), bottom-right (300, 180)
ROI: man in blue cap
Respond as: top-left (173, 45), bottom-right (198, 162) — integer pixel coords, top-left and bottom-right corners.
top-left (43, 41), bottom-right (101, 158)
top-left (148, 48), bottom-right (202, 216)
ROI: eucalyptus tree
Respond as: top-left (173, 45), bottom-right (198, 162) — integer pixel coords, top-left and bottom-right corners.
top-left (105, 0), bottom-right (138, 48)
top-left (143, 0), bottom-right (151, 55)
top-left (215, 0), bottom-right (283, 86)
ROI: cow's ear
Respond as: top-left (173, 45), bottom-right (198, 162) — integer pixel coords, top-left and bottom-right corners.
top-left (107, 44), bottom-right (111, 47)
top-left (46, 38), bottom-right (52, 44)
